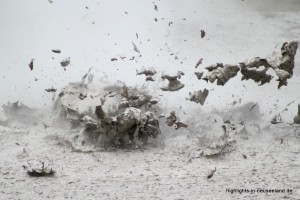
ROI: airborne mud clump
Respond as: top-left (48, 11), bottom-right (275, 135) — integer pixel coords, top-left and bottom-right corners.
top-left (186, 89), bottom-right (209, 105)
top-left (240, 59), bottom-right (273, 86)
top-left (28, 59), bottom-right (34, 71)
top-left (60, 58), bottom-right (70, 68)
top-left (165, 111), bottom-right (188, 130)
top-left (198, 41), bottom-right (298, 89)
top-left (161, 71), bottom-right (185, 91)
top-left (240, 41), bottom-right (298, 88)
top-left (202, 63), bottom-right (240, 86)
top-left (136, 67), bottom-right (157, 81)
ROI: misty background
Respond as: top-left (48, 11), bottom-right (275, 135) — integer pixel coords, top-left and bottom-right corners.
top-left (0, 0), bottom-right (300, 122)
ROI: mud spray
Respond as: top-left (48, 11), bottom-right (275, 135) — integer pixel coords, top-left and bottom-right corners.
top-left (1, 1), bottom-right (300, 199)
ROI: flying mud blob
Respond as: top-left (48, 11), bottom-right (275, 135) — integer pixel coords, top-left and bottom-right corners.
top-left (186, 89), bottom-right (209, 105)
top-left (268, 41), bottom-right (298, 89)
top-left (271, 113), bottom-right (282, 124)
top-left (202, 63), bottom-right (240, 86)
top-left (240, 41), bottom-right (298, 89)
top-left (165, 111), bottom-right (188, 130)
top-left (201, 30), bottom-right (205, 38)
top-left (28, 59), bottom-right (34, 71)
top-left (240, 58), bottom-right (273, 86)
top-left (274, 69), bottom-right (291, 89)
top-left (195, 58), bottom-right (203, 68)
top-left (161, 71), bottom-right (185, 91)
top-left (136, 67), bottom-right (157, 81)
top-left (60, 57), bottom-right (70, 69)
top-left (195, 72), bottom-right (204, 80)
top-left (293, 104), bottom-right (300, 124)
top-left (45, 87), bottom-right (57, 92)
top-left (232, 100), bottom-right (238, 106)
top-left (132, 42), bottom-right (140, 53)
top-left (52, 49), bottom-right (61, 53)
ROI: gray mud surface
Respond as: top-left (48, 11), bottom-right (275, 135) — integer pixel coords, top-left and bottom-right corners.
top-left (0, 124), bottom-right (299, 199)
